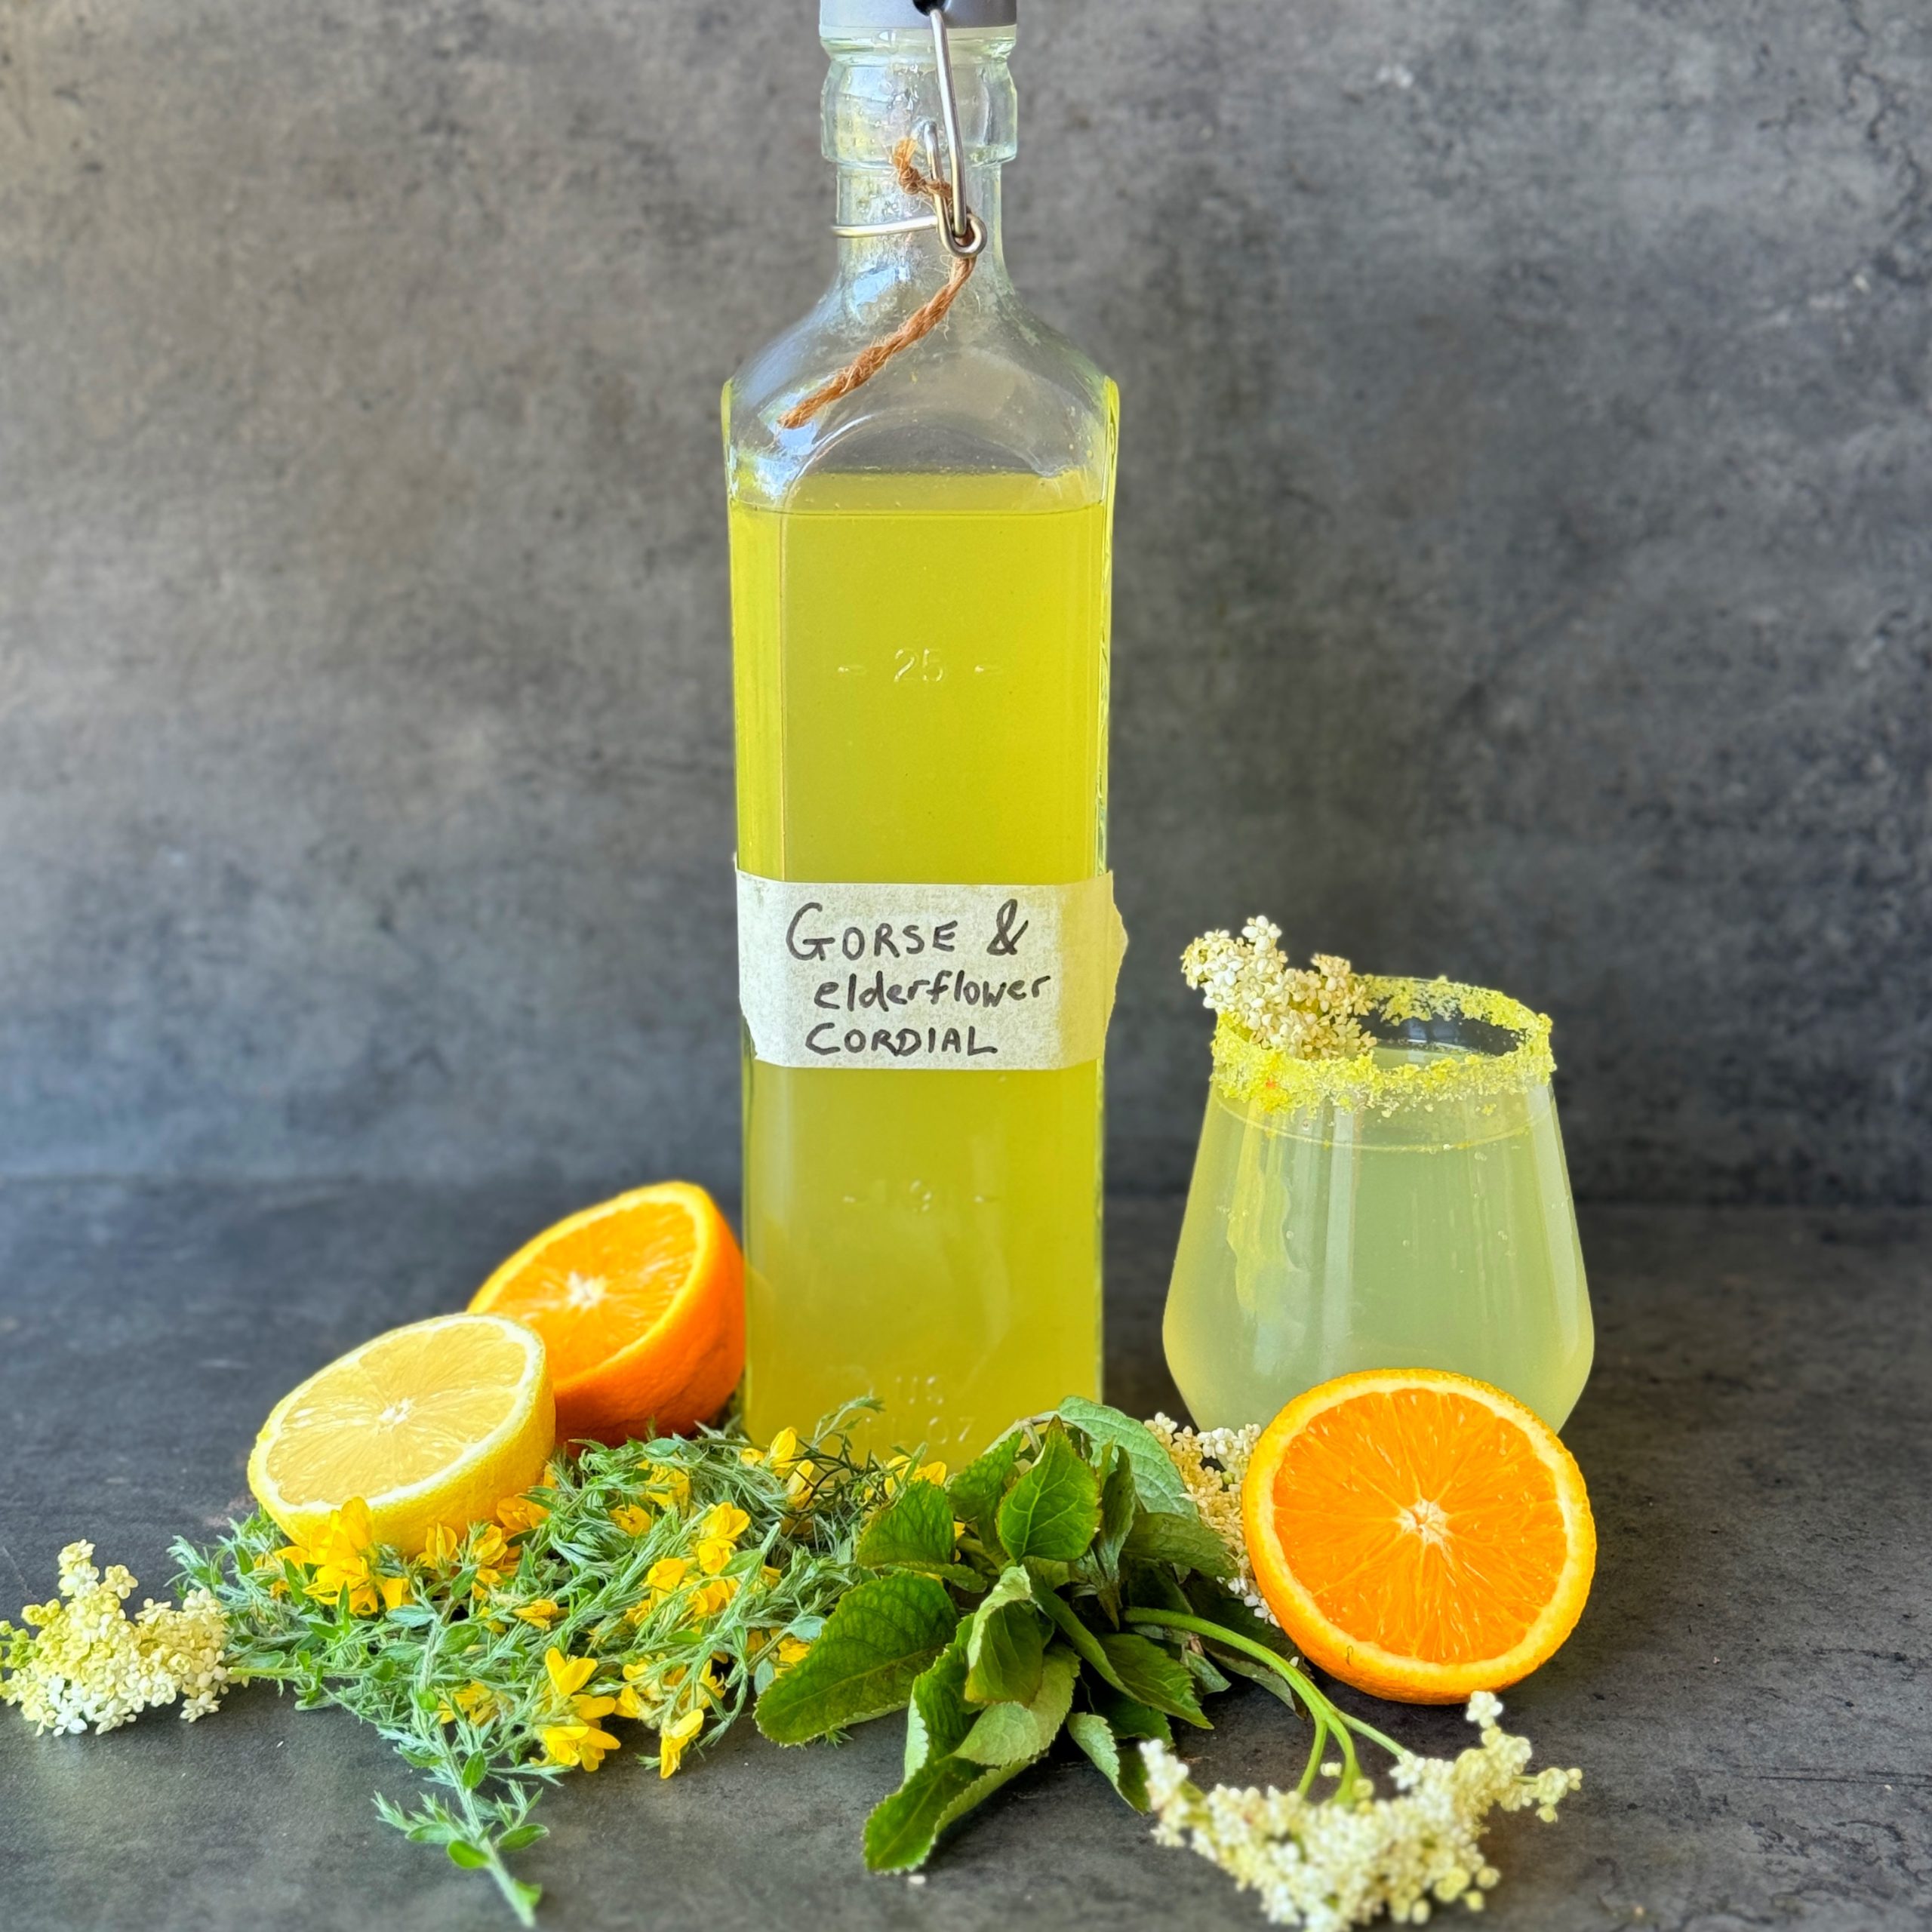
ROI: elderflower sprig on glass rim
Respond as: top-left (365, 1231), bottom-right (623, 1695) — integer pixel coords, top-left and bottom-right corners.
top-left (0, 1543), bottom-right (229, 1736)
top-left (1182, 917), bottom-right (1556, 1120)
top-left (1141, 1691), bottom-right (1581, 1930)
top-left (1182, 919), bottom-right (1376, 1063)
top-left (165, 1401), bottom-right (902, 1926)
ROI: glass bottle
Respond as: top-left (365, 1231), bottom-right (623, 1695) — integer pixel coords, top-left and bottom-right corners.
top-left (724, 0), bottom-right (1118, 1462)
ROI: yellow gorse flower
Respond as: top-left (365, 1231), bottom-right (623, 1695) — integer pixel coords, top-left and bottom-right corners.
top-left (436, 1678), bottom-right (498, 1726)
top-left (420, 1524), bottom-right (462, 1568)
top-left (656, 1706), bottom-right (705, 1779)
top-left (610, 1504), bottom-right (653, 1537)
top-left (471, 1525), bottom-right (512, 1565)
top-left (701, 1502), bottom-right (751, 1542)
top-left (543, 1648), bottom-right (598, 1704)
top-left (496, 1493), bottom-right (550, 1536)
top-left (884, 1453), bottom-right (949, 1493)
top-left (275, 1500), bottom-right (409, 1617)
top-left (641, 1465), bottom-right (691, 1510)
top-left (645, 1556), bottom-right (691, 1598)
top-left (623, 1654), bottom-right (724, 1721)
top-left (467, 1525), bottom-right (513, 1601)
top-left (687, 1577), bottom-right (737, 1620)
top-left (512, 1599), bottom-right (561, 1629)
top-left (533, 1647), bottom-right (621, 1767)
top-left (696, 1537), bottom-right (737, 1577)
top-left (541, 1718), bottom-right (620, 1772)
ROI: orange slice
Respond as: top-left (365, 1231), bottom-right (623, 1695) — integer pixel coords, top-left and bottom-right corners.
top-left (1242, 1367), bottom-right (1595, 1703)
top-left (469, 1181), bottom-right (744, 1445)
top-left (248, 1312), bottom-right (554, 1555)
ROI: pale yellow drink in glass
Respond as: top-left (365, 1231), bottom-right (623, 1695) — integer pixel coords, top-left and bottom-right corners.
top-left (730, 469), bottom-right (1112, 1462)
top-left (1164, 983), bottom-right (1592, 1432)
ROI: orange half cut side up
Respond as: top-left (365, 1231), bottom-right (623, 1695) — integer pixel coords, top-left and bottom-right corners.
top-left (1241, 1367), bottom-right (1596, 1704)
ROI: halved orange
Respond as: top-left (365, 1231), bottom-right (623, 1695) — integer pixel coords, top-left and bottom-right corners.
top-left (469, 1182), bottom-right (744, 1445)
top-left (1242, 1368), bottom-right (1595, 1703)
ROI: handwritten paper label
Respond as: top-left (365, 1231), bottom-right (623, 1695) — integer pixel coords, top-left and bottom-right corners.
top-left (736, 871), bottom-right (1128, 1072)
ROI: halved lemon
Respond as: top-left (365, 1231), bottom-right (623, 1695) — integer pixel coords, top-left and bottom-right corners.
top-left (469, 1181), bottom-right (743, 1445)
top-left (1242, 1367), bottom-right (1596, 1703)
top-left (248, 1312), bottom-right (555, 1555)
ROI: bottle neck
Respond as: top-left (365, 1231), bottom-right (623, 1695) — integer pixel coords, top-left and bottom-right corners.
top-left (834, 162), bottom-right (1007, 279)
top-left (823, 27), bottom-right (1017, 290)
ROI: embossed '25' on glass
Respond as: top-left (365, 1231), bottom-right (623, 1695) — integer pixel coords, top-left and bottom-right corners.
top-left (1163, 978), bottom-right (1594, 1432)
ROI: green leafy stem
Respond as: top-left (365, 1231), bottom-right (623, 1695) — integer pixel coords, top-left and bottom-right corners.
top-left (1123, 1608), bottom-right (1406, 1801)
top-left (754, 1395), bottom-right (1416, 1871)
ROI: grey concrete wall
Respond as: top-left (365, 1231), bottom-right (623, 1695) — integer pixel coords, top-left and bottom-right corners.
top-left (0, 0), bottom-right (1926, 1203)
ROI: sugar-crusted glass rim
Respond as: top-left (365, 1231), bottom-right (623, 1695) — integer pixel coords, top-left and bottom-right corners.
top-left (1207, 974), bottom-right (1556, 1118)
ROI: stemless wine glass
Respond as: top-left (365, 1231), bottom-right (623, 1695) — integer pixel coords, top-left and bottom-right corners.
top-left (1163, 976), bottom-right (1593, 1432)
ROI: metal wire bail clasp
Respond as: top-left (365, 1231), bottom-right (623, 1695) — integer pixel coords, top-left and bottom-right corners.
top-left (915, 0), bottom-right (987, 258)
top-left (829, 0), bottom-right (989, 259)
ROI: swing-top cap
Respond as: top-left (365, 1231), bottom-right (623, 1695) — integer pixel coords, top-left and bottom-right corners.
top-left (822, 0), bottom-right (1017, 29)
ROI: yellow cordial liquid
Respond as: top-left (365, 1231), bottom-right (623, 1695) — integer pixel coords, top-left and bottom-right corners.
top-left (729, 465), bottom-right (1113, 1461)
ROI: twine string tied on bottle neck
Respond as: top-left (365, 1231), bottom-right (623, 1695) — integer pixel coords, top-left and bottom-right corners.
top-left (778, 138), bottom-right (979, 431)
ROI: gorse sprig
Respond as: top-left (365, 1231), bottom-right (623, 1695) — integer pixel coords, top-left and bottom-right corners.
top-left (174, 1404), bottom-right (900, 1924)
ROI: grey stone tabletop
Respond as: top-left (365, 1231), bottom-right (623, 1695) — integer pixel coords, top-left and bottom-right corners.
top-left (0, 1185), bottom-right (1927, 1932)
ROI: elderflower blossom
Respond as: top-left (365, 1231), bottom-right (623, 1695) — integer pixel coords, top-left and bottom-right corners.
top-left (0, 1543), bottom-right (230, 1735)
top-left (1145, 1413), bottom-right (1274, 1626)
top-left (1182, 918), bottom-right (1376, 1061)
top-left (1142, 1695), bottom-right (1582, 1929)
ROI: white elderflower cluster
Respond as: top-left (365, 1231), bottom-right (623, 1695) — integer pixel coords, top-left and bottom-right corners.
top-left (0, 1542), bottom-right (230, 1735)
top-left (1181, 918), bottom-right (1377, 1061)
top-left (1145, 1412), bottom-right (1277, 1626)
top-left (1142, 1694), bottom-right (1582, 1929)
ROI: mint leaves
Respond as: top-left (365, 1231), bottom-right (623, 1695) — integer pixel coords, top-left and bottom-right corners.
top-left (1057, 1396), bottom-right (1194, 1518)
top-left (752, 1573), bottom-right (958, 1744)
top-left (854, 1478), bottom-right (955, 1573)
top-left (964, 1567), bottom-right (1044, 1704)
top-left (995, 1424), bottom-right (1100, 1562)
top-left (754, 1399), bottom-right (1266, 1872)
